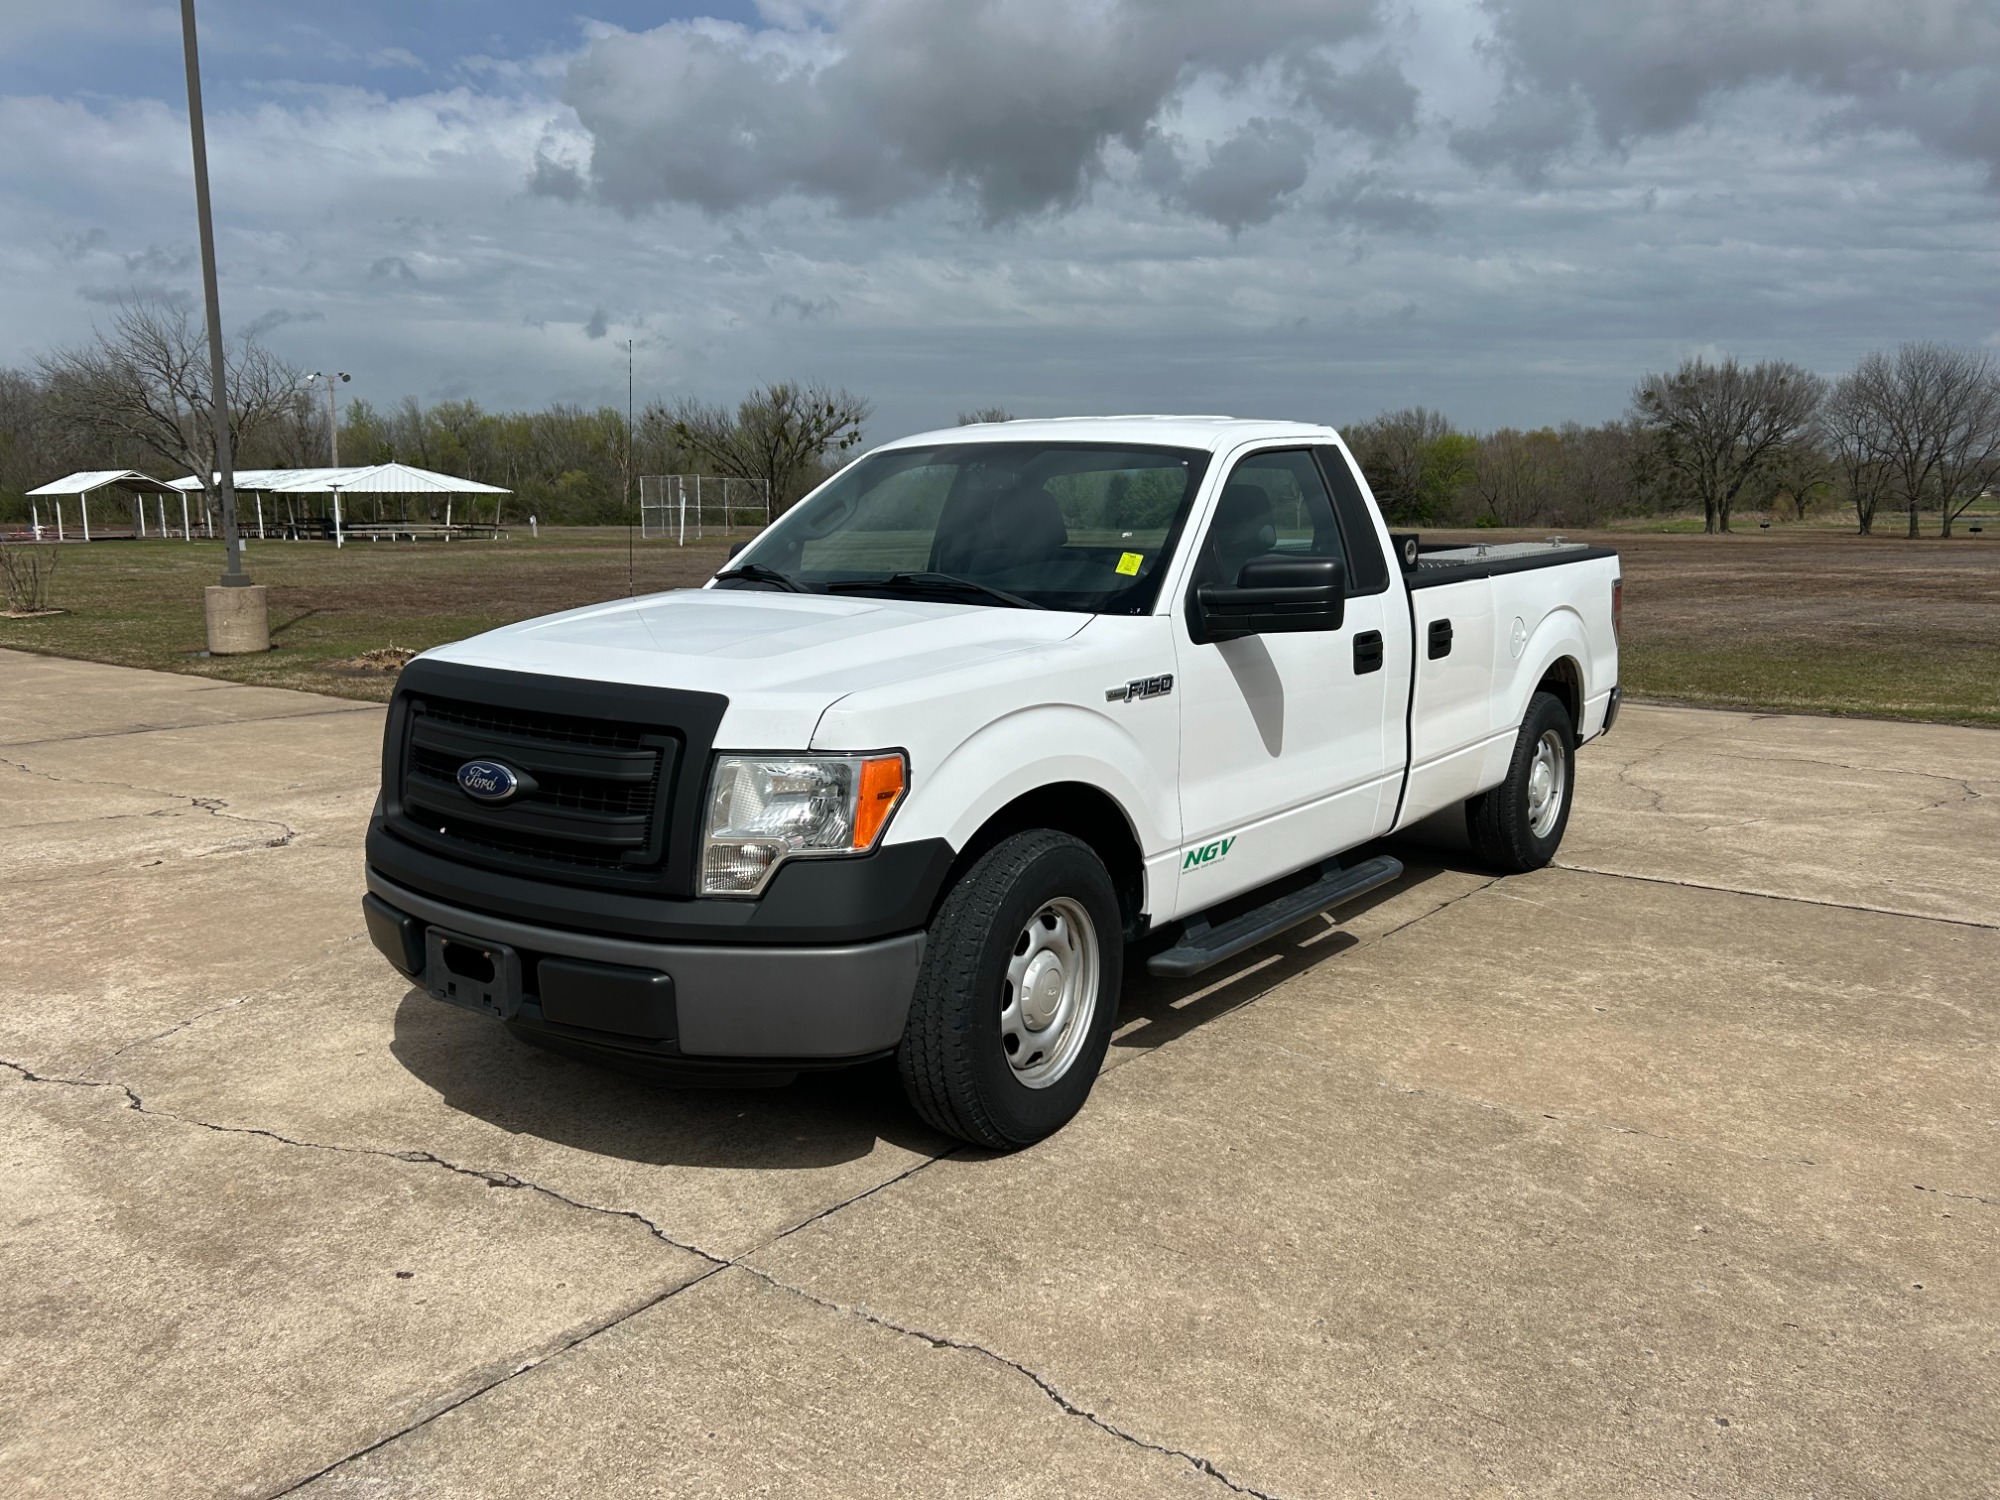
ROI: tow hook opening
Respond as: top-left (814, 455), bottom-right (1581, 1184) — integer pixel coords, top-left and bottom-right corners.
top-left (438, 939), bottom-right (496, 985)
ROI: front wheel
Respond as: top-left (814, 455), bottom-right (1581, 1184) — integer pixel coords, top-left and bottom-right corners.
top-left (1466, 691), bottom-right (1576, 873)
top-left (897, 830), bottom-right (1122, 1149)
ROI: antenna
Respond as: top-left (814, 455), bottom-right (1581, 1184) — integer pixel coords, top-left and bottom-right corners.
top-left (626, 337), bottom-right (635, 596)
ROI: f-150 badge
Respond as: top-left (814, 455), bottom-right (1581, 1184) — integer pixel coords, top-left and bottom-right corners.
top-left (1106, 674), bottom-right (1173, 703)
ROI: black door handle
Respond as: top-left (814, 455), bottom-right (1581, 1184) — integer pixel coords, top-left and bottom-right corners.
top-left (1427, 619), bottom-right (1453, 659)
top-left (1353, 630), bottom-right (1384, 674)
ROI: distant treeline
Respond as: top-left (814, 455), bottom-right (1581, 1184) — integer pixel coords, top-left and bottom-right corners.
top-left (0, 299), bottom-right (868, 528)
top-left (1348, 342), bottom-right (2000, 536)
top-left (3, 300), bottom-right (1994, 536)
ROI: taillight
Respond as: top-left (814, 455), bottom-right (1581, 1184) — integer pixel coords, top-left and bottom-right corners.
top-left (1612, 577), bottom-right (1623, 639)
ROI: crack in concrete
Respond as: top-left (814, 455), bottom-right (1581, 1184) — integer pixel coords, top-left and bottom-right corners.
top-left (1551, 863), bottom-right (2000, 931)
top-left (3, 702), bottom-right (382, 750)
top-left (1, 754), bottom-right (301, 852)
top-left (1593, 738), bottom-right (1993, 825)
top-left (182, 796), bottom-right (299, 852)
top-left (88, 994), bottom-right (258, 1067)
top-left (262, 1264), bottom-right (735, 1498)
top-left (1913, 1182), bottom-right (1998, 1209)
top-left (0, 1056), bottom-right (727, 1264)
top-left (736, 1266), bottom-right (1291, 1500)
top-left (1369, 875), bottom-right (1505, 944)
top-left (1701, 749), bottom-right (1994, 795)
top-left (4, 1052), bottom-right (1283, 1497)
top-left (80, 934), bottom-right (371, 1072)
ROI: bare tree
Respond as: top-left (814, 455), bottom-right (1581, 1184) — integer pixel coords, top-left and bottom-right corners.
top-left (1344, 407), bottom-right (1475, 523)
top-left (957, 407), bottom-right (1014, 425)
top-left (0, 534), bottom-right (59, 613)
top-left (1631, 357), bottom-right (1825, 533)
top-left (669, 382), bottom-right (870, 511)
top-left (1823, 379), bottom-right (1892, 534)
top-left (1467, 428), bottom-right (1562, 527)
top-left (37, 299), bottom-right (304, 509)
top-left (1831, 344), bottom-right (2000, 538)
top-left (1757, 438), bottom-right (1835, 522)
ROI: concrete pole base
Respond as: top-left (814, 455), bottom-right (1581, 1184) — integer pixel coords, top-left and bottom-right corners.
top-left (204, 584), bottom-right (270, 654)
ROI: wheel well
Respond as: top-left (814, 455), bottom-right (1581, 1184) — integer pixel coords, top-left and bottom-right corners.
top-left (947, 783), bottom-right (1148, 940)
top-left (1536, 656), bottom-right (1584, 741)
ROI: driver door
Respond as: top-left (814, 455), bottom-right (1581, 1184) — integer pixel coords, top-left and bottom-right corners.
top-left (1170, 447), bottom-right (1399, 915)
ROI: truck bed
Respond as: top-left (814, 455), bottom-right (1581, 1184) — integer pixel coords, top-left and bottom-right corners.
top-left (1407, 539), bottom-right (1619, 589)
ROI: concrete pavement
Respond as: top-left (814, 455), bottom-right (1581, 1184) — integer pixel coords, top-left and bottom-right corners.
top-left (1, 647), bottom-right (1993, 1498)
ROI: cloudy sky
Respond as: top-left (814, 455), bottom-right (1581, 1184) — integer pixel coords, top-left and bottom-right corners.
top-left (3, 0), bottom-right (1996, 439)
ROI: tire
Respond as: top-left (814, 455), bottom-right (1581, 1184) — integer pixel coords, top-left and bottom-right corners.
top-left (897, 830), bottom-right (1123, 1150)
top-left (1466, 691), bottom-right (1576, 874)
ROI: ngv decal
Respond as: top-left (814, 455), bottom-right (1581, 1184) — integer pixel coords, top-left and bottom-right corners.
top-left (1182, 835), bottom-right (1235, 871)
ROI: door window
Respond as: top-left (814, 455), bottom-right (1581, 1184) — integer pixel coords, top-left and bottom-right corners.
top-left (1193, 449), bottom-right (1346, 589)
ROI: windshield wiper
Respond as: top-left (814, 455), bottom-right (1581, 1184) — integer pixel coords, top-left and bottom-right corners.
top-left (826, 571), bottom-right (1047, 610)
top-left (713, 562), bottom-right (810, 593)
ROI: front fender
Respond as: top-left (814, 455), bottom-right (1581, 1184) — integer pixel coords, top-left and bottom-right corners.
top-left (890, 701), bottom-right (1176, 893)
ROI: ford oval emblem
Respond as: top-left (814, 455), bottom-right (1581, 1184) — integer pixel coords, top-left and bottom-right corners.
top-left (456, 759), bottom-right (521, 803)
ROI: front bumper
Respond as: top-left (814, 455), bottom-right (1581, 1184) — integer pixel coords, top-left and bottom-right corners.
top-left (365, 869), bottom-right (924, 1064)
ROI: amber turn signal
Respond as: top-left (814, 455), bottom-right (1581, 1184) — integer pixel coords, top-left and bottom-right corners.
top-left (853, 754), bottom-right (907, 849)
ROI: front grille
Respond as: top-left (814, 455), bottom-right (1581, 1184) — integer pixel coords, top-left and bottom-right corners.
top-left (422, 698), bottom-right (649, 750)
top-left (394, 693), bottom-right (680, 878)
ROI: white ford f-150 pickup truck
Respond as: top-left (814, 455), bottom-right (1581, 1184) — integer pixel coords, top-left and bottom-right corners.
top-left (364, 417), bottom-right (1620, 1147)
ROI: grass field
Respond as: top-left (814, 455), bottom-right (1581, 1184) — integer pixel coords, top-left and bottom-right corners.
top-left (0, 529), bottom-right (733, 703)
top-left (1439, 525), bottom-right (2000, 726)
top-left (3, 523), bottom-right (1997, 726)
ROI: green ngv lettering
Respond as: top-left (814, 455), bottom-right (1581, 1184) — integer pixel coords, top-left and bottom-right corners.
top-left (1182, 836), bottom-right (1235, 871)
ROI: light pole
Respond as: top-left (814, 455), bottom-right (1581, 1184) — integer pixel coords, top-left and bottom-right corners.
top-left (181, 0), bottom-right (267, 652)
top-left (308, 371), bottom-right (350, 466)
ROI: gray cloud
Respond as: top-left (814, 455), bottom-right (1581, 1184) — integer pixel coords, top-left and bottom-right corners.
top-left (527, 147), bottom-right (584, 202)
top-left (239, 308), bottom-right (324, 339)
top-left (1462, 0), bottom-right (2000, 180)
top-left (122, 243), bottom-right (194, 277)
top-left (553, 0), bottom-right (1397, 225)
top-left (584, 307), bottom-right (609, 339)
top-left (370, 255), bottom-right (417, 282)
top-left (1449, 89), bottom-right (1583, 180)
top-left (1176, 119), bottom-right (1316, 231)
top-left (1286, 51), bottom-right (1419, 143)
top-left (771, 293), bottom-right (839, 321)
top-left (1319, 171), bottom-right (1441, 233)
top-left (76, 282), bottom-right (193, 310)
top-left (55, 228), bottom-right (108, 262)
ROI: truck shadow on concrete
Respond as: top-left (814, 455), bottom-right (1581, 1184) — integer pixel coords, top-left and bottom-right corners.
top-left (387, 812), bottom-right (1485, 1168)
top-left (1111, 808), bottom-right (1486, 1057)
top-left (388, 993), bottom-right (950, 1170)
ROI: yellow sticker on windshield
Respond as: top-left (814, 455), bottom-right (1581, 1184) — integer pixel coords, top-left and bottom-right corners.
top-left (1116, 551), bottom-right (1144, 576)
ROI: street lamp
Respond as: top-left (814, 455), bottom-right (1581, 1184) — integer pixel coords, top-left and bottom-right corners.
top-left (308, 371), bottom-right (351, 466)
top-left (180, 0), bottom-right (267, 653)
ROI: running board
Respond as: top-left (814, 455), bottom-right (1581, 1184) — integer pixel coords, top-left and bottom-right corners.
top-left (1145, 855), bottom-right (1404, 979)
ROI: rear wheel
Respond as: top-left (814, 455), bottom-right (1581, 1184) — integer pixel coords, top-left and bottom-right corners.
top-left (897, 830), bottom-right (1122, 1149)
top-left (1466, 691), bottom-right (1576, 873)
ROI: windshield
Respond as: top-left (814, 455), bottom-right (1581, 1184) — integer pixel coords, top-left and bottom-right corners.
top-left (725, 442), bottom-right (1211, 613)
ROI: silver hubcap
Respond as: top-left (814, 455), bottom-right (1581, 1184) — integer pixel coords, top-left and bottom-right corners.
top-left (1526, 728), bottom-right (1568, 839)
top-left (1002, 896), bottom-right (1099, 1089)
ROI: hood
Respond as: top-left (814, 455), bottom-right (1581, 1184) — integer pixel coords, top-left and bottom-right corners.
top-left (422, 586), bottom-right (1092, 746)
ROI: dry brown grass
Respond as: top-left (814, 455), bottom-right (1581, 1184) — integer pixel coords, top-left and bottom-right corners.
top-left (3, 524), bottom-right (1995, 726)
top-left (1435, 525), bottom-right (2000, 726)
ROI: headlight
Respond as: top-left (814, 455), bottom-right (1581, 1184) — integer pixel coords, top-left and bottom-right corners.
top-left (701, 752), bottom-right (907, 896)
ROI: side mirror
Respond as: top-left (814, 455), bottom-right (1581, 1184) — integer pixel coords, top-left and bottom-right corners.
top-left (1192, 556), bottom-right (1345, 644)
top-left (727, 540), bottom-right (750, 560)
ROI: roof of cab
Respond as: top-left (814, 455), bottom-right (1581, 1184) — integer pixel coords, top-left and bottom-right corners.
top-left (880, 415), bottom-right (1341, 452)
